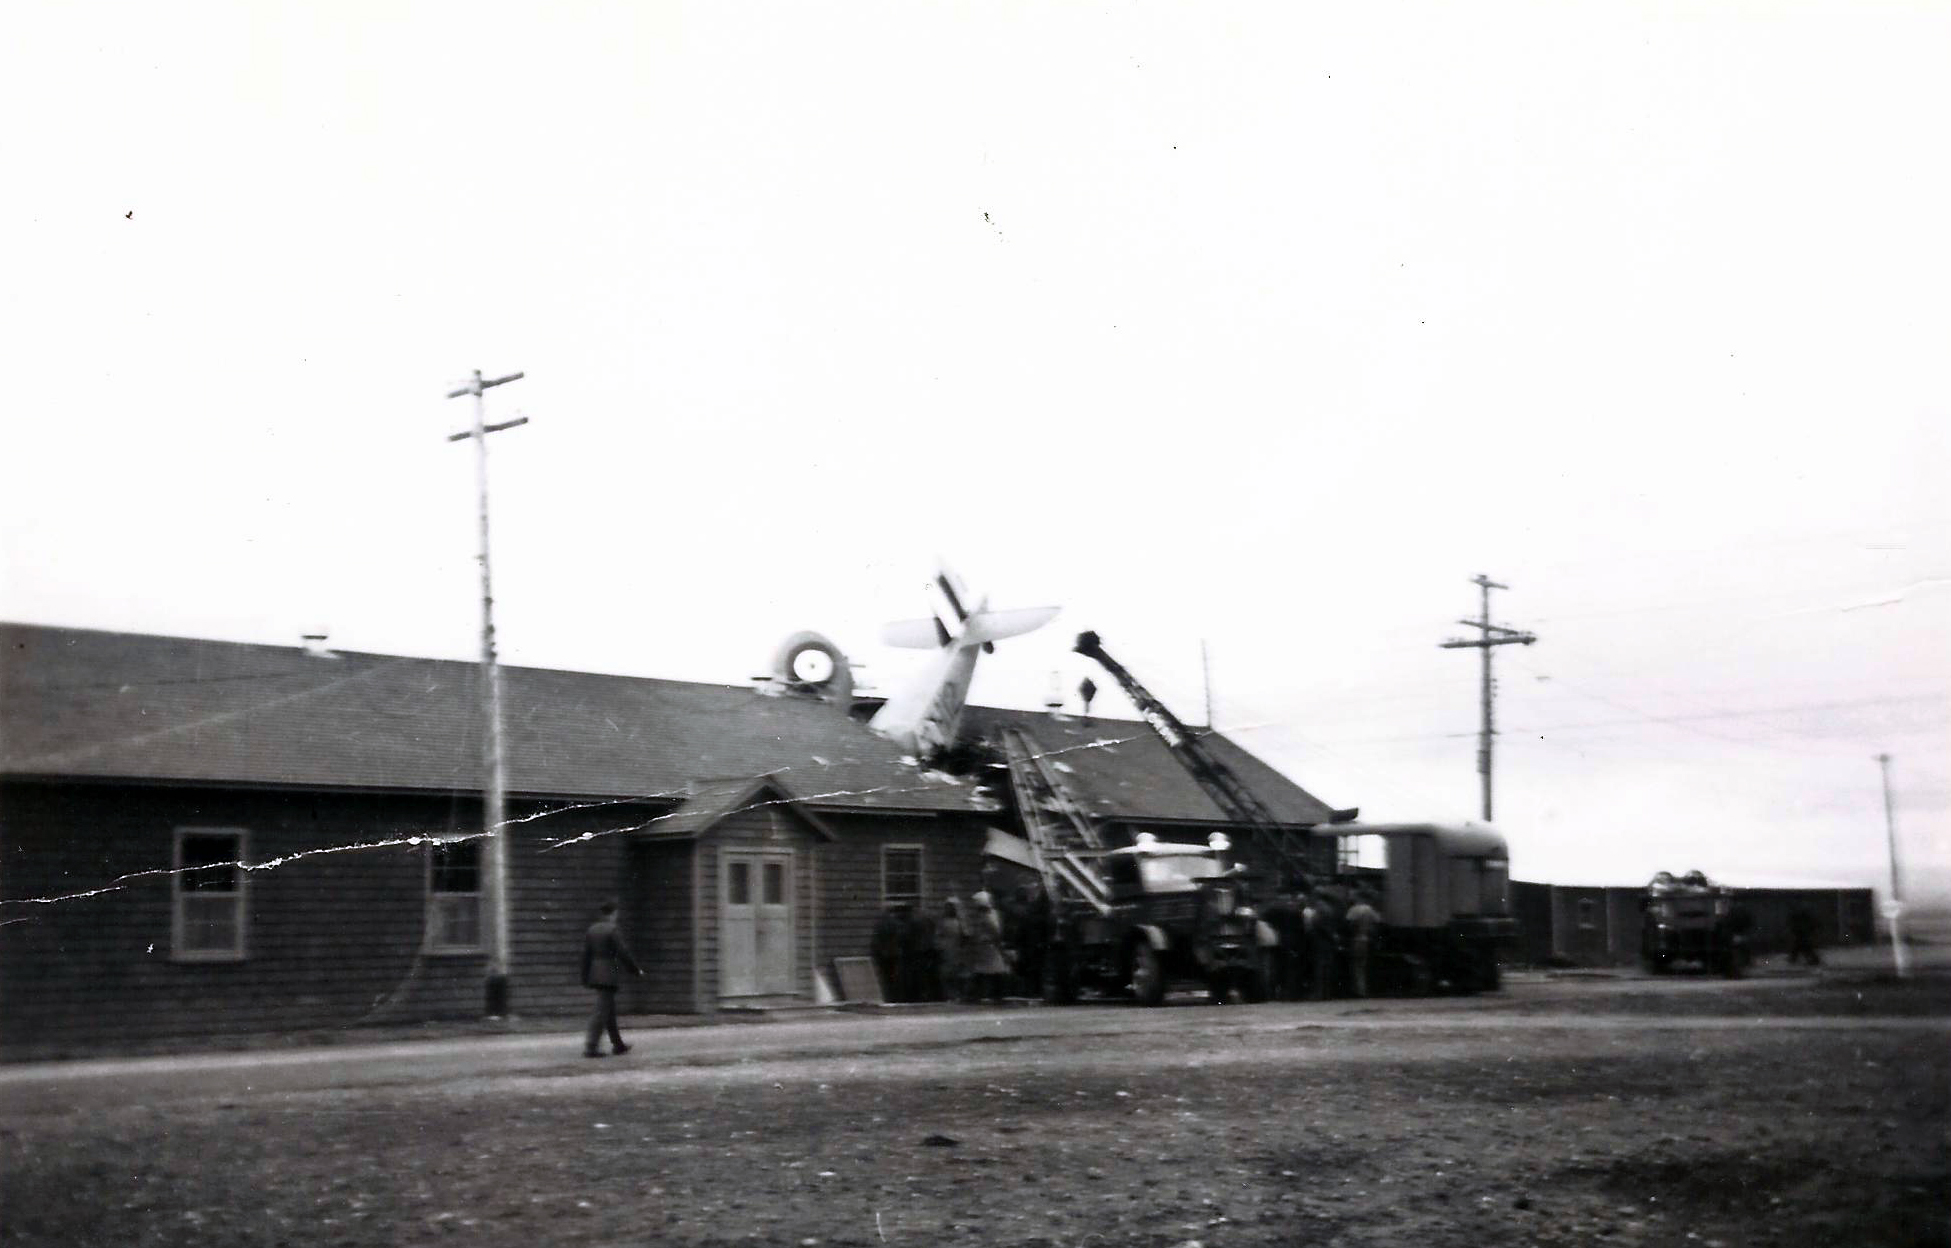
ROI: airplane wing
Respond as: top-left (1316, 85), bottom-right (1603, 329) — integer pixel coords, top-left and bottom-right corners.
top-left (961, 605), bottom-right (1060, 646)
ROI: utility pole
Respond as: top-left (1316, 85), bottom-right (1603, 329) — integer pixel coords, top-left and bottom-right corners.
top-left (446, 368), bottom-right (528, 1017)
top-left (1440, 575), bottom-right (1537, 821)
top-left (1876, 753), bottom-right (1910, 979)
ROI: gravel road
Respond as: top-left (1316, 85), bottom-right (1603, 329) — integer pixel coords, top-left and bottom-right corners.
top-left (2, 970), bottom-right (1945, 1247)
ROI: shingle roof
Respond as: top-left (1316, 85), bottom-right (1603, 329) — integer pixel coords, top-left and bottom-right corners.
top-left (0, 623), bottom-right (1341, 825)
top-left (962, 706), bottom-right (1337, 828)
top-left (648, 775), bottom-right (838, 841)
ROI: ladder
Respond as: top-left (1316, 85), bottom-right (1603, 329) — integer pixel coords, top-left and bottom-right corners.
top-left (999, 727), bottom-right (1113, 914)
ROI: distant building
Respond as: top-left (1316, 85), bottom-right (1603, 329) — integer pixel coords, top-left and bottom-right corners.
top-left (0, 623), bottom-right (1337, 1056)
top-left (1511, 880), bottom-right (1874, 967)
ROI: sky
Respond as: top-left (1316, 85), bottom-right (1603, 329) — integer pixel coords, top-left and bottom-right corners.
top-left (4, 1), bottom-right (1946, 904)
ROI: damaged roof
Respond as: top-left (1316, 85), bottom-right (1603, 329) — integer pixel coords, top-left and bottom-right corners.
top-left (962, 706), bottom-right (1338, 828)
top-left (0, 623), bottom-right (1340, 826)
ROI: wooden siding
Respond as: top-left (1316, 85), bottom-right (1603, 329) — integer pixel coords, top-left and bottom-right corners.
top-left (0, 781), bottom-right (671, 1056)
top-left (811, 811), bottom-right (989, 986)
top-left (624, 839), bottom-right (696, 1014)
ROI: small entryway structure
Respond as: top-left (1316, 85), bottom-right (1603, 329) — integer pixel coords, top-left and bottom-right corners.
top-left (625, 776), bottom-right (837, 1011)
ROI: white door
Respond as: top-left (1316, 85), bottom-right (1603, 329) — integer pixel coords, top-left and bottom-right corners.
top-left (721, 852), bottom-right (793, 997)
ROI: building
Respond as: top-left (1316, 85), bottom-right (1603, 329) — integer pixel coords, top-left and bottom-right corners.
top-left (1511, 880), bottom-right (1874, 967)
top-left (0, 623), bottom-right (1338, 1056)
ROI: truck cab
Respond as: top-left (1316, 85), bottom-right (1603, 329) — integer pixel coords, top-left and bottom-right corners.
top-left (1046, 833), bottom-right (1279, 1006)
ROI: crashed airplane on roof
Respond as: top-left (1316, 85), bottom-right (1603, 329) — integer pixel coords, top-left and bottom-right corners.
top-left (766, 567), bottom-right (1058, 763)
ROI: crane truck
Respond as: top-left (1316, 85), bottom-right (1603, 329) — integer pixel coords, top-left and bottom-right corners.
top-left (1064, 631), bottom-right (1517, 997)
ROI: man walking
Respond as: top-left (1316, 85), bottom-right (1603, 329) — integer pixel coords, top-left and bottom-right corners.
top-left (581, 900), bottom-right (643, 1058)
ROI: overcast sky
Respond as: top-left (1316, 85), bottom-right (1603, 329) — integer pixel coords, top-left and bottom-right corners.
top-left (5, 2), bottom-right (1946, 903)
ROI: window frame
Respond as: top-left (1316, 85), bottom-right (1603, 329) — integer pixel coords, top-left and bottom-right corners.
top-left (171, 826), bottom-right (249, 963)
top-left (881, 844), bottom-right (924, 909)
top-left (425, 837), bottom-right (486, 955)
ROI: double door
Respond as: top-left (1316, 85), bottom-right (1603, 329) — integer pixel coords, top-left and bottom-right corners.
top-left (720, 851), bottom-right (793, 997)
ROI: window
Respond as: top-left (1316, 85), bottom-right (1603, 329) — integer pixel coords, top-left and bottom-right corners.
top-left (427, 839), bottom-right (483, 952)
top-left (882, 845), bottom-right (923, 907)
top-left (763, 861), bottom-right (786, 906)
top-left (174, 828), bottom-right (246, 961)
top-left (1576, 897), bottom-right (1598, 929)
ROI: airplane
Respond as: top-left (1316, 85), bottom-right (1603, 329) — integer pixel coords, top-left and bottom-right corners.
top-left (866, 568), bottom-right (1059, 760)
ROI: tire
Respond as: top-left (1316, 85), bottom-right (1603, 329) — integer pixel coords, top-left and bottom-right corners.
top-left (1478, 949), bottom-right (1502, 992)
top-left (1403, 955), bottom-right (1434, 997)
top-left (1042, 945), bottom-right (1079, 1005)
top-left (1242, 951), bottom-right (1273, 1004)
top-left (1130, 942), bottom-right (1167, 1007)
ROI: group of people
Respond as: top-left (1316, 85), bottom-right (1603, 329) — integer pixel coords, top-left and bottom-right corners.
top-left (1260, 877), bottom-right (1384, 1001)
top-left (871, 883), bottom-right (1052, 1004)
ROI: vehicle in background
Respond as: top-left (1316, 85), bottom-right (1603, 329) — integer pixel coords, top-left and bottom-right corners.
top-left (1322, 823), bottom-right (1517, 994)
top-left (1640, 869), bottom-right (1748, 977)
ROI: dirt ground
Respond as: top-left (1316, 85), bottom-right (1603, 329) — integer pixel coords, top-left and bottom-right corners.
top-left (3, 972), bottom-right (1946, 1248)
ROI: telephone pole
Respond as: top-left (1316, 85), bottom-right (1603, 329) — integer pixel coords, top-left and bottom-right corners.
top-left (1877, 753), bottom-right (1910, 979)
top-left (446, 368), bottom-right (528, 1017)
top-left (1440, 575), bottom-right (1537, 821)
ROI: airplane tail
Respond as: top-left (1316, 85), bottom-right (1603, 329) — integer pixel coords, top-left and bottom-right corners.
top-left (867, 568), bottom-right (1060, 758)
top-left (882, 567), bottom-right (1057, 650)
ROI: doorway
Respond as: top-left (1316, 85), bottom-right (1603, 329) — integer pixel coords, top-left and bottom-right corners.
top-left (720, 851), bottom-right (794, 997)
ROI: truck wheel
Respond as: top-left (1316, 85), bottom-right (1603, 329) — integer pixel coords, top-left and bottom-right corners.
top-left (1043, 945), bottom-right (1079, 1005)
top-left (1130, 942), bottom-right (1167, 1007)
top-left (1242, 952), bottom-right (1273, 1004)
top-left (1403, 955), bottom-right (1434, 997)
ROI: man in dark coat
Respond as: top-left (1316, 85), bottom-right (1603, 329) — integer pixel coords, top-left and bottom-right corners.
top-left (581, 900), bottom-right (643, 1057)
top-left (1304, 886), bottom-right (1342, 1000)
top-left (870, 904), bottom-right (913, 1002)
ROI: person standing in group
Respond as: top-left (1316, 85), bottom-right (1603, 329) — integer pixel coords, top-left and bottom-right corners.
top-left (1305, 886), bottom-right (1342, 1000)
top-left (905, 901), bottom-right (940, 1003)
top-left (1342, 890), bottom-right (1382, 998)
top-left (1262, 871), bottom-right (1312, 1000)
top-left (964, 890), bottom-right (1011, 1003)
top-left (581, 899), bottom-right (644, 1058)
top-left (870, 903), bottom-right (912, 1003)
top-left (938, 897), bottom-right (967, 1003)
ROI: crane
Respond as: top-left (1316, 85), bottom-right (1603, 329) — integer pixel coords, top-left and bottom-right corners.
top-left (1072, 631), bottom-right (1335, 884)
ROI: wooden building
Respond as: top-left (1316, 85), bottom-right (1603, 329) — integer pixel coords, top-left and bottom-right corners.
top-left (1510, 879), bottom-right (1875, 967)
top-left (0, 624), bottom-right (1338, 1056)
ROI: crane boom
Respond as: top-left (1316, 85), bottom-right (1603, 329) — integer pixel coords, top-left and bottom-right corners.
top-left (1073, 631), bottom-right (1324, 881)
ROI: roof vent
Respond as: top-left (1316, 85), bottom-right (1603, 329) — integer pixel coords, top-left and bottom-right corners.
top-left (301, 633), bottom-right (336, 658)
